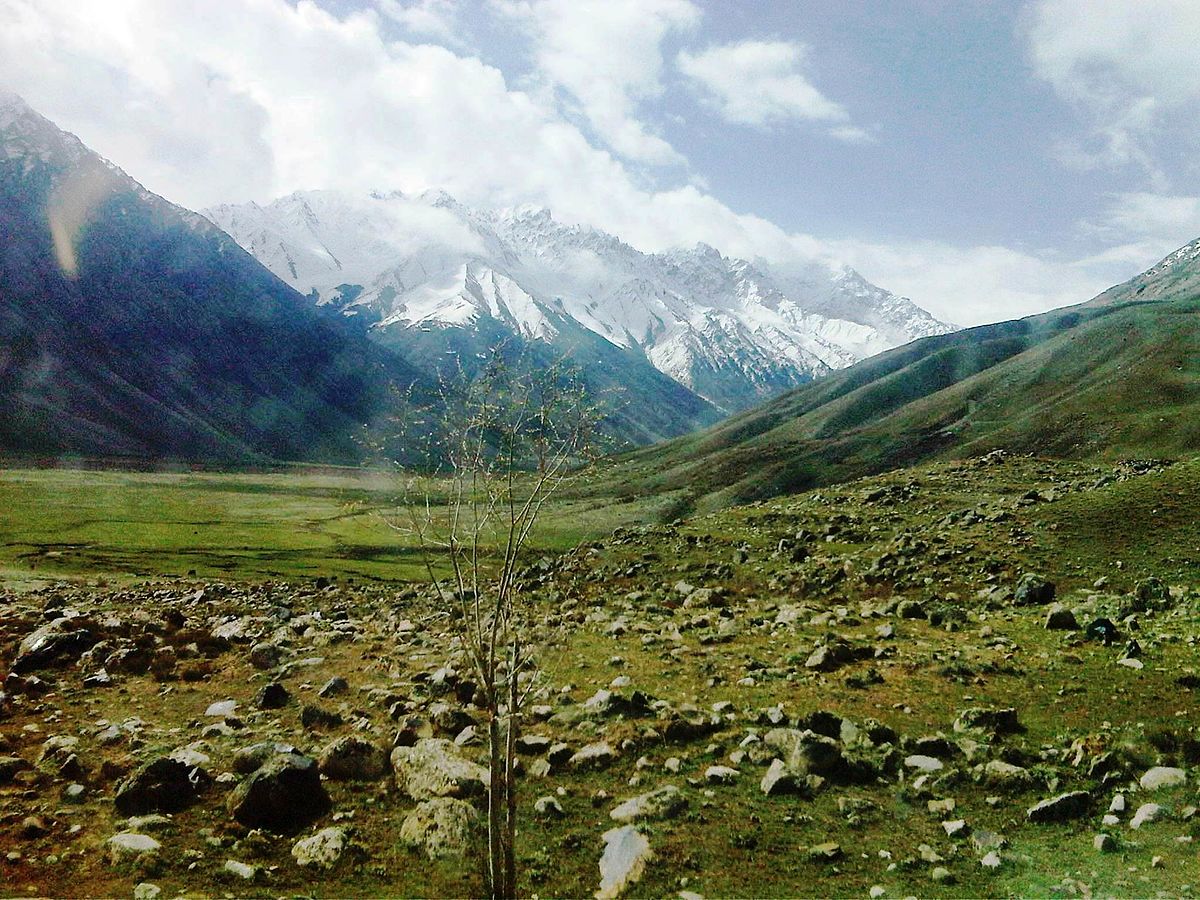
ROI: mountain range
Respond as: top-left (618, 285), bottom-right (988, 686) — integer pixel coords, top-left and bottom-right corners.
top-left (205, 190), bottom-right (953, 414)
top-left (615, 231), bottom-right (1200, 513)
top-left (0, 91), bottom-right (414, 463)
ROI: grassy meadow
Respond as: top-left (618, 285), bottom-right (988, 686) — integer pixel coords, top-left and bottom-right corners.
top-left (0, 463), bottom-right (677, 588)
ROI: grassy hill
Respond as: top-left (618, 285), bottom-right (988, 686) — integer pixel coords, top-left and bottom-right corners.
top-left (605, 240), bottom-right (1200, 514)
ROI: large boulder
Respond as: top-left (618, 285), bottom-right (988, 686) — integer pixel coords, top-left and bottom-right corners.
top-left (399, 798), bottom-right (482, 859)
top-left (1014, 574), bottom-right (1055, 606)
top-left (115, 755), bottom-right (212, 815)
top-left (318, 736), bottom-right (388, 781)
top-left (12, 617), bottom-right (97, 673)
top-left (597, 826), bottom-right (652, 900)
top-left (1027, 791), bottom-right (1090, 823)
top-left (291, 826), bottom-right (349, 870)
top-left (390, 739), bottom-right (487, 801)
top-left (609, 785), bottom-right (687, 823)
top-left (227, 752), bottom-right (330, 833)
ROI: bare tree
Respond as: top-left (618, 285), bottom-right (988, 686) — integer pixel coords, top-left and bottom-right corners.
top-left (386, 348), bottom-right (606, 899)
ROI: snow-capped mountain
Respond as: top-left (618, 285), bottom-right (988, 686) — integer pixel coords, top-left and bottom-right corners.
top-left (206, 190), bottom-right (953, 411)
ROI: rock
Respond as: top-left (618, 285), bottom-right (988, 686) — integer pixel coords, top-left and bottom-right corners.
top-left (760, 758), bottom-right (804, 796)
top-left (1136, 577), bottom-right (1170, 605)
top-left (896, 599), bottom-right (926, 619)
top-left (569, 741), bottom-right (617, 771)
top-left (904, 754), bottom-right (943, 773)
top-left (319, 676), bottom-right (349, 698)
top-left (249, 642), bottom-right (285, 670)
top-left (535, 796), bottom-right (566, 819)
top-left (980, 850), bottom-right (1002, 869)
top-left (981, 760), bottom-right (1035, 792)
top-left (300, 703), bottom-right (344, 730)
top-left (223, 859), bottom-right (258, 881)
top-left (390, 739), bottom-right (488, 801)
top-left (20, 815), bottom-right (50, 838)
top-left (227, 752), bottom-right (331, 833)
top-left (597, 826), bottom-right (652, 900)
top-left (705, 765), bottom-right (739, 783)
top-left (204, 699), bottom-right (237, 717)
top-left (115, 756), bottom-right (211, 815)
top-left (1086, 617), bottom-right (1118, 644)
top-left (291, 826), bottom-right (348, 869)
top-left (1027, 791), bottom-right (1090, 823)
top-left (232, 741), bottom-right (298, 774)
top-left (0, 755), bottom-right (31, 784)
top-left (318, 736), bottom-right (387, 781)
top-left (609, 784), bottom-right (687, 823)
top-left (1014, 574), bottom-right (1055, 606)
top-left (1045, 604), bottom-right (1079, 630)
top-left (400, 798), bottom-right (482, 859)
top-left (806, 842), bottom-right (843, 862)
top-left (1094, 833), bottom-right (1118, 853)
top-left (106, 832), bottom-right (161, 870)
top-left (255, 682), bottom-right (290, 709)
top-left (1139, 766), bottom-right (1186, 791)
top-left (1130, 802), bottom-right (1162, 829)
top-left (931, 866), bottom-right (954, 884)
top-left (954, 707), bottom-right (1022, 736)
top-left (132, 883), bottom-right (161, 900)
top-left (12, 617), bottom-right (97, 673)
top-left (1118, 658), bottom-right (1144, 670)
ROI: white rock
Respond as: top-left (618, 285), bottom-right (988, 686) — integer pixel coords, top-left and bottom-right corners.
top-left (597, 826), bottom-right (652, 900)
top-left (204, 700), bottom-right (237, 717)
top-left (223, 860), bottom-right (257, 880)
top-left (904, 754), bottom-right (943, 772)
top-left (291, 826), bottom-right (348, 869)
top-left (1139, 766), bottom-right (1186, 791)
top-left (1130, 803), bottom-right (1163, 829)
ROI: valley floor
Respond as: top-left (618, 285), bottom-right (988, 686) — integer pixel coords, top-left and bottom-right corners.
top-left (1, 453), bottom-right (1199, 897)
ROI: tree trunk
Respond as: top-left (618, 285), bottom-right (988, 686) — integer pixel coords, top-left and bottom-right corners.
top-left (503, 650), bottom-right (519, 897)
top-left (488, 700), bottom-right (504, 900)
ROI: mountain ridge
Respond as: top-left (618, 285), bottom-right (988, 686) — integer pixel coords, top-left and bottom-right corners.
top-left (206, 189), bottom-right (954, 413)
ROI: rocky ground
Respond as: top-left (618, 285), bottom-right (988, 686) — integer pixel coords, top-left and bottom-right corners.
top-left (1, 452), bottom-right (1199, 898)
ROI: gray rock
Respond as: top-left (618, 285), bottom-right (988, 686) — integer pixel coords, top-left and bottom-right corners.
top-left (1045, 604), bottom-right (1078, 630)
top-left (318, 736), bottom-right (387, 781)
top-left (1027, 791), bottom-right (1090, 823)
top-left (115, 756), bottom-right (211, 815)
top-left (569, 741), bottom-right (617, 771)
top-left (1130, 802), bottom-right (1163, 829)
top-left (255, 682), bottom-right (290, 709)
top-left (760, 759), bottom-right (804, 796)
top-left (226, 752), bottom-right (330, 833)
top-left (106, 832), bottom-right (161, 870)
top-left (1139, 766), bottom-right (1186, 791)
top-left (953, 707), bottom-right (1022, 736)
top-left (980, 760), bottom-right (1035, 792)
top-left (13, 617), bottom-right (97, 673)
top-left (390, 739), bottom-right (488, 801)
top-left (597, 826), bottom-right (652, 900)
top-left (291, 826), bottom-right (348, 869)
top-left (535, 796), bottom-right (566, 819)
top-left (1014, 574), bottom-right (1055, 606)
top-left (904, 754), bottom-right (944, 773)
top-left (704, 765), bottom-right (739, 783)
top-left (609, 784), bottom-right (687, 823)
top-left (222, 859), bottom-right (258, 881)
top-left (399, 798), bottom-right (482, 859)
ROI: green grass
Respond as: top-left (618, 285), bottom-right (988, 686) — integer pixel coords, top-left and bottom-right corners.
top-left (0, 465), bottom-right (675, 586)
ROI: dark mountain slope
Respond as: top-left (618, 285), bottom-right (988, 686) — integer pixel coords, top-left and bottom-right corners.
top-left (611, 243), bottom-right (1200, 511)
top-left (0, 93), bottom-right (418, 463)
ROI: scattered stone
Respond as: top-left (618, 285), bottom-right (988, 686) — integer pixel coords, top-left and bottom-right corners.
top-left (535, 796), bottom-right (566, 819)
top-left (597, 826), bottom-right (652, 900)
top-left (760, 759), bottom-right (804, 796)
top-left (609, 784), bottom-right (687, 823)
top-left (1045, 604), bottom-right (1078, 630)
top-left (1094, 833), bottom-right (1117, 853)
top-left (204, 699), bottom-right (237, 717)
top-left (115, 756), bottom-right (212, 815)
top-left (1130, 802), bottom-right (1162, 829)
top-left (704, 765), bottom-right (739, 783)
top-left (904, 754), bottom-right (943, 773)
top-left (931, 866), bottom-right (954, 884)
top-left (255, 682), bottom-right (290, 709)
top-left (391, 739), bottom-right (488, 800)
top-left (569, 741), bottom-right (617, 771)
top-left (1139, 767), bottom-right (1186, 791)
top-left (980, 851), bottom-right (1002, 870)
top-left (806, 842), bottom-right (843, 862)
top-left (319, 676), bottom-right (349, 698)
top-left (132, 883), bottom-right (161, 900)
top-left (291, 826), bottom-right (348, 869)
top-left (1027, 791), bottom-right (1090, 823)
top-left (106, 832), bottom-right (162, 871)
top-left (400, 798), bottom-right (482, 859)
top-left (13, 617), bottom-right (97, 673)
top-left (227, 752), bottom-right (331, 833)
top-left (954, 707), bottom-right (1022, 736)
top-left (318, 736), bottom-right (388, 781)
top-left (222, 859), bottom-right (258, 881)
top-left (1014, 574), bottom-right (1055, 606)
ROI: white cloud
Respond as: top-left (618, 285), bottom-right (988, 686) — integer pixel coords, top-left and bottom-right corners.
top-left (497, 0), bottom-right (698, 166)
top-left (1074, 191), bottom-right (1200, 269)
top-left (1025, 0), bottom-right (1200, 176)
top-left (677, 39), bottom-right (856, 138)
top-left (0, 0), bottom-right (1140, 329)
top-left (379, 0), bottom-right (462, 46)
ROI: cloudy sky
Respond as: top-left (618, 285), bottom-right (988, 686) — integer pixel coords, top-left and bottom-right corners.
top-left (2, 0), bottom-right (1199, 325)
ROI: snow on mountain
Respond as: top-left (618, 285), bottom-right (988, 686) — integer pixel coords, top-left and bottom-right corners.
top-left (205, 189), bottom-right (955, 411)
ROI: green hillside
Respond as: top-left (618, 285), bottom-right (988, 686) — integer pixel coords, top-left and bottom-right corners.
top-left (606, 241), bottom-right (1200, 513)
